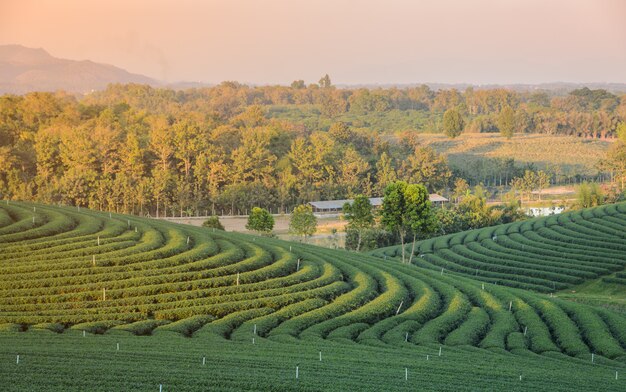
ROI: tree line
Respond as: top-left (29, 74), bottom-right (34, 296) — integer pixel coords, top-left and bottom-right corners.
top-left (0, 80), bottom-right (624, 216)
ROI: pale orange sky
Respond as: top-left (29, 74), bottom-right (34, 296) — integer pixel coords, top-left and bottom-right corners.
top-left (1, 0), bottom-right (625, 84)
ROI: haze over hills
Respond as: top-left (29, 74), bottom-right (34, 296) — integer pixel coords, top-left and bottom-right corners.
top-left (0, 45), bottom-right (158, 94)
top-left (1, 44), bottom-right (626, 95)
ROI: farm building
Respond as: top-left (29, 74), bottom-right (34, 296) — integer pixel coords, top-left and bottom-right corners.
top-left (308, 194), bottom-right (448, 213)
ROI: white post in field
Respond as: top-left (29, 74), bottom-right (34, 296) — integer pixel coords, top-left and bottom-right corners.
top-left (396, 301), bottom-right (403, 316)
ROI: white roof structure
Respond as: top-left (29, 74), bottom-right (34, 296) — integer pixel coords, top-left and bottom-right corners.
top-left (308, 195), bottom-right (448, 211)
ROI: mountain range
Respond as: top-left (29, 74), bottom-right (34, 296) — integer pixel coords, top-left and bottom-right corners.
top-left (0, 44), bottom-right (158, 94)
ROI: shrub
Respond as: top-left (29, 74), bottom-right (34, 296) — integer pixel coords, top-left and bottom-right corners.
top-left (202, 216), bottom-right (224, 230)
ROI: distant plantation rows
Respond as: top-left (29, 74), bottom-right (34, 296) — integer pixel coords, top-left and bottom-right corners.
top-left (372, 203), bottom-right (626, 292)
top-left (0, 202), bottom-right (625, 366)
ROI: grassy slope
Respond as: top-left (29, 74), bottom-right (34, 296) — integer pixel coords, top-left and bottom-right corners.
top-left (419, 133), bottom-right (610, 176)
top-left (558, 278), bottom-right (626, 314)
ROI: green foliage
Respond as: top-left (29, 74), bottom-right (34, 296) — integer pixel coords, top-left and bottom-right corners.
top-left (345, 227), bottom-right (396, 252)
top-left (343, 195), bottom-right (374, 251)
top-left (497, 105), bottom-right (516, 138)
top-left (1, 199), bottom-right (626, 386)
top-left (442, 108), bottom-right (465, 138)
top-left (202, 216), bottom-right (225, 230)
top-left (289, 204), bottom-right (317, 238)
top-left (246, 207), bottom-right (274, 233)
top-left (381, 181), bottom-right (435, 262)
top-left (576, 182), bottom-right (604, 208)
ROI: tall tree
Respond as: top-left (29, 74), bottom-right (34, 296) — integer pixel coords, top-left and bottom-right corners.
top-left (375, 152), bottom-right (397, 195)
top-left (289, 204), bottom-right (317, 240)
top-left (442, 108), bottom-right (465, 138)
top-left (381, 181), bottom-right (434, 263)
top-left (498, 106), bottom-right (516, 138)
top-left (318, 74), bottom-right (332, 88)
top-left (343, 195), bottom-right (374, 252)
top-left (172, 120), bottom-right (205, 178)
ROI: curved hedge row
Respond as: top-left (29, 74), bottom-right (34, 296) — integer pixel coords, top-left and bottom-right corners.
top-left (372, 202), bottom-right (626, 293)
top-left (1, 201), bottom-right (625, 366)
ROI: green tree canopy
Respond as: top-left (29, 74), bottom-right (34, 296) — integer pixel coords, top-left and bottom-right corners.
top-left (343, 195), bottom-right (374, 251)
top-left (381, 181), bottom-right (434, 263)
top-left (289, 204), bottom-right (317, 239)
top-left (246, 207), bottom-right (275, 233)
top-left (498, 105), bottom-right (516, 138)
top-left (442, 108), bottom-right (465, 138)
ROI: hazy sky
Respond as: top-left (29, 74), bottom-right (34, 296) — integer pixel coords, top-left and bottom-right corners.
top-left (1, 0), bottom-right (625, 85)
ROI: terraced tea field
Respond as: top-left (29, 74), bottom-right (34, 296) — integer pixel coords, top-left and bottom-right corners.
top-left (0, 201), bottom-right (625, 391)
top-left (372, 203), bottom-right (626, 293)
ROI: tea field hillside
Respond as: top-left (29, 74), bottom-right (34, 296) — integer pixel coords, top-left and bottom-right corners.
top-left (0, 201), bottom-right (625, 391)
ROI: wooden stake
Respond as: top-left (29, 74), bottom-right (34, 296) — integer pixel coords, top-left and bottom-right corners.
top-left (109, 212), bottom-right (112, 219)
top-left (509, 301), bottom-right (512, 311)
top-left (202, 357), bottom-right (206, 365)
top-left (103, 288), bottom-right (106, 301)
top-left (319, 351), bottom-right (322, 362)
top-left (440, 268), bottom-right (444, 275)
top-left (33, 206), bottom-right (36, 212)
top-left (252, 337), bottom-right (255, 345)
top-left (591, 353), bottom-right (594, 363)
top-left (482, 283), bottom-right (485, 290)
top-left (32, 216), bottom-right (35, 224)
top-left (396, 301), bottom-right (404, 316)
top-left (405, 368), bottom-right (408, 381)
top-left (616, 371), bottom-right (618, 380)
top-left (127, 220), bottom-right (130, 228)
top-left (16, 355), bottom-right (19, 364)
top-left (83, 330), bottom-right (86, 337)
top-left (236, 272), bottom-right (240, 286)
top-left (289, 245), bottom-right (292, 252)
top-left (97, 236), bottom-right (100, 246)
top-left (92, 255), bottom-right (96, 267)
top-left (295, 365), bottom-right (299, 380)
top-left (439, 346), bottom-right (442, 356)
top-left (405, 332), bottom-right (408, 342)
top-left (519, 375), bottom-right (522, 381)
top-left (524, 326), bottom-right (528, 336)
top-left (135, 227), bottom-right (137, 233)
top-left (187, 236), bottom-right (190, 244)
top-left (297, 259), bottom-right (300, 271)
top-left (116, 343), bottom-right (119, 351)
top-left (426, 355), bottom-right (429, 361)
top-left (159, 384), bottom-right (162, 392)
top-left (253, 324), bottom-right (257, 335)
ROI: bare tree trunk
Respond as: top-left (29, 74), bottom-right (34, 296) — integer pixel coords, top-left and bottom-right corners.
top-left (400, 231), bottom-right (406, 263)
top-left (408, 234), bottom-right (417, 264)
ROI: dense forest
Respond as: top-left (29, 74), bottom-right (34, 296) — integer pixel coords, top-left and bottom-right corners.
top-left (0, 79), bottom-right (625, 217)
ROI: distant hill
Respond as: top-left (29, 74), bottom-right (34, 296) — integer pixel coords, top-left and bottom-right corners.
top-left (0, 44), bottom-right (158, 94)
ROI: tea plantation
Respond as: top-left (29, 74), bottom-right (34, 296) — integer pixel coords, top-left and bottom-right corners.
top-left (0, 201), bottom-right (625, 391)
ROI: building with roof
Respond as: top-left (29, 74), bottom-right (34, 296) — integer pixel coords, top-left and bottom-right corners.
top-left (308, 194), bottom-right (448, 213)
